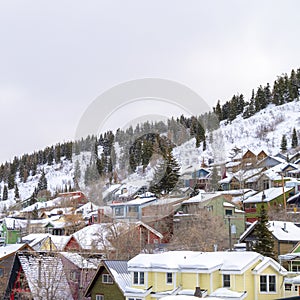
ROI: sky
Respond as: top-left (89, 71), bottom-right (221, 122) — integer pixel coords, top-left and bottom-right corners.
top-left (1, 0), bottom-right (300, 163)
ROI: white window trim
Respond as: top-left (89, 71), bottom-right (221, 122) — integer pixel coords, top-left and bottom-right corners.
top-left (102, 273), bottom-right (113, 284)
top-left (133, 271), bottom-right (145, 286)
top-left (96, 295), bottom-right (104, 300)
top-left (259, 274), bottom-right (277, 293)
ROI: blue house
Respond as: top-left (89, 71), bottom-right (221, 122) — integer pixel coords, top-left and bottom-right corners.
top-left (110, 197), bottom-right (157, 220)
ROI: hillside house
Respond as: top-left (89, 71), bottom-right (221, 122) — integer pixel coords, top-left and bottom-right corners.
top-left (60, 252), bottom-right (102, 300)
top-left (5, 252), bottom-right (74, 299)
top-left (0, 244), bottom-right (32, 299)
top-left (85, 260), bottom-right (130, 300)
top-left (110, 197), bottom-right (157, 221)
top-left (124, 250), bottom-right (288, 300)
top-left (243, 187), bottom-right (294, 222)
top-left (174, 193), bottom-right (245, 245)
top-left (239, 221), bottom-right (300, 257)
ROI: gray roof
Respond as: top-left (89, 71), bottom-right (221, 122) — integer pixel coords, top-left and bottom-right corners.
top-left (104, 260), bottom-right (131, 293)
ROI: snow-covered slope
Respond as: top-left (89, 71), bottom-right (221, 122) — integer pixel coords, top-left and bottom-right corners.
top-left (1, 100), bottom-right (300, 211)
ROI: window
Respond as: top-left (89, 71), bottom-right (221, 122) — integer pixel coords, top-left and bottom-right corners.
top-left (133, 272), bottom-right (144, 285)
top-left (128, 298), bottom-right (142, 300)
top-left (223, 274), bottom-right (230, 287)
top-left (285, 284), bottom-right (292, 291)
top-left (166, 272), bottom-right (173, 284)
top-left (260, 275), bottom-right (276, 292)
top-left (69, 270), bottom-right (77, 281)
top-left (0, 268), bottom-right (4, 277)
top-left (225, 209), bottom-right (233, 216)
top-left (115, 207), bottom-right (124, 216)
top-left (128, 206), bottom-right (138, 213)
top-left (96, 295), bottom-right (104, 300)
top-left (102, 274), bottom-right (113, 284)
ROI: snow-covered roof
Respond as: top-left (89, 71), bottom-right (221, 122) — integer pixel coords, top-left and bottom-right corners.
top-left (243, 187), bottom-right (293, 204)
top-left (268, 221), bottom-right (300, 242)
top-left (209, 287), bottom-right (247, 299)
top-left (240, 220), bottom-right (300, 243)
top-left (0, 244), bottom-right (28, 259)
top-left (18, 252), bottom-right (73, 300)
top-left (3, 217), bottom-right (28, 229)
top-left (72, 223), bottom-right (115, 251)
top-left (104, 260), bottom-right (131, 293)
top-left (252, 256), bottom-right (286, 275)
top-left (182, 192), bottom-right (221, 204)
top-left (60, 252), bottom-right (101, 269)
top-left (111, 197), bottom-right (157, 206)
top-left (128, 251), bottom-right (262, 274)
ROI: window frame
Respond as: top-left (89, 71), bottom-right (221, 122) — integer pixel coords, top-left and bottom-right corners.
top-left (260, 275), bottom-right (276, 293)
top-left (102, 273), bottom-right (113, 284)
top-left (96, 295), bottom-right (104, 300)
top-left (133, 271), bottom-right (145, 285)
top-left (223, 274), bottom-right (230, 288)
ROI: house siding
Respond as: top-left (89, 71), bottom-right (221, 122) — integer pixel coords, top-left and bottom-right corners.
top-left (91, 270), bottom-right (125, 300)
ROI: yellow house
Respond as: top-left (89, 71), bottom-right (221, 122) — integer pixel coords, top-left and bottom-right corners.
top-left (124, 251), bottom-right (290, 300)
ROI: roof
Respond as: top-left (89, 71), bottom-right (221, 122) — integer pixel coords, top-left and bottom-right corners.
top-left (268, 221), bottom-right (300, 242)
top-left (128, 251), bottom-right (262, 274)
top-left (111, 197), bottom-right (157, 206)
top-left (60, 252), bottom-right (101, 269)
top-left (182, 192), bottom-right (222, 204)
top-left (209, 287), bottom-right (247, 299)
top-left (252, 256), bottom-right (286, 275)
top-left (240, 221), bottom-right (300, 242)
top-left (18, 252), bottom-right (73, 300)
top-left (72, 223), bottom-right (115, 251)
top-left (104, 260), bottom-right (131, 293)
top-left (0, 244), bottom-right (29, 259)
top-left (243, 187), bottom-right (293, 204)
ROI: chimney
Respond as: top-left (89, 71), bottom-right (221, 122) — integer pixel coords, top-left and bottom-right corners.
top-left (194, 287), bottom-right (202, 298)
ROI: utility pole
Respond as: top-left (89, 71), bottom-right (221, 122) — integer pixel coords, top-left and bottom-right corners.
top-left (228, 216), bottom-right (232, 251)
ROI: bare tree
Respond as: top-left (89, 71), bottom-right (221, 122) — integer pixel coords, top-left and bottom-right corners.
top-left (169, 210), bottom-right (228, 251)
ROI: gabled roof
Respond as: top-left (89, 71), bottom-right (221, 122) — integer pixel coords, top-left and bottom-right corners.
top-left (85, 260), bottom-right (130, 297)
top-left (72, 223), bottom-right (114, 251)
top-left (0, 243), bottom-right (31, 260)
top-left (252, 256), bottom-right (287, 275)
top-left (240, 221), bottom-right (300, 243)
top-left (60, 252), bottom-right (101, 269)
top-left (103, 260), bottom-right (131, 292)
top-left (243, 187), bottom-right (293, 204)
top-left (17, 252), bottom-right (73, 299)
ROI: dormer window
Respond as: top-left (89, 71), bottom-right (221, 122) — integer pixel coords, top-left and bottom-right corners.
top-left (133, 272), bottom-right (144, 285)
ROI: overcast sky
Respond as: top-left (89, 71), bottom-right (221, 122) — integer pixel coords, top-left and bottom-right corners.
top-left (1, 0), bottom-right (300, 163)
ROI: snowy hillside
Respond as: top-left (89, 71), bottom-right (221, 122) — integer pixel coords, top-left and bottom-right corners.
top-left (1, 100), bottom-right (300, 211)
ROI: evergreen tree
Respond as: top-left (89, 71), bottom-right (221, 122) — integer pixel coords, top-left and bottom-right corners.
top-left (252, 203), bottom-right (275, 259)
top-left (2, 185), bottom-right (8, 200)
top-left (8, 172), bottom-right (15, 190)
top-left (292, 128), bottom-right (298, 148)
top-left (37, 170), bottom-right (48, 191)
top-left (14, 184), bottom-right (20, 200)
top-left (281, 134), bottom-right (287, 152)
top-left (149, 148), bottom-right (180, 196)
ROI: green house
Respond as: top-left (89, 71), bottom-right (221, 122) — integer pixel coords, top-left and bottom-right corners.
top-left (243, 187), bottom-right (294, 222)
top-left (0, 218), bottom-right (27, 244)
top-left (85, 260), bottom-right (130, 300)
top-left (174, 193), bottom-right (245, 246)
